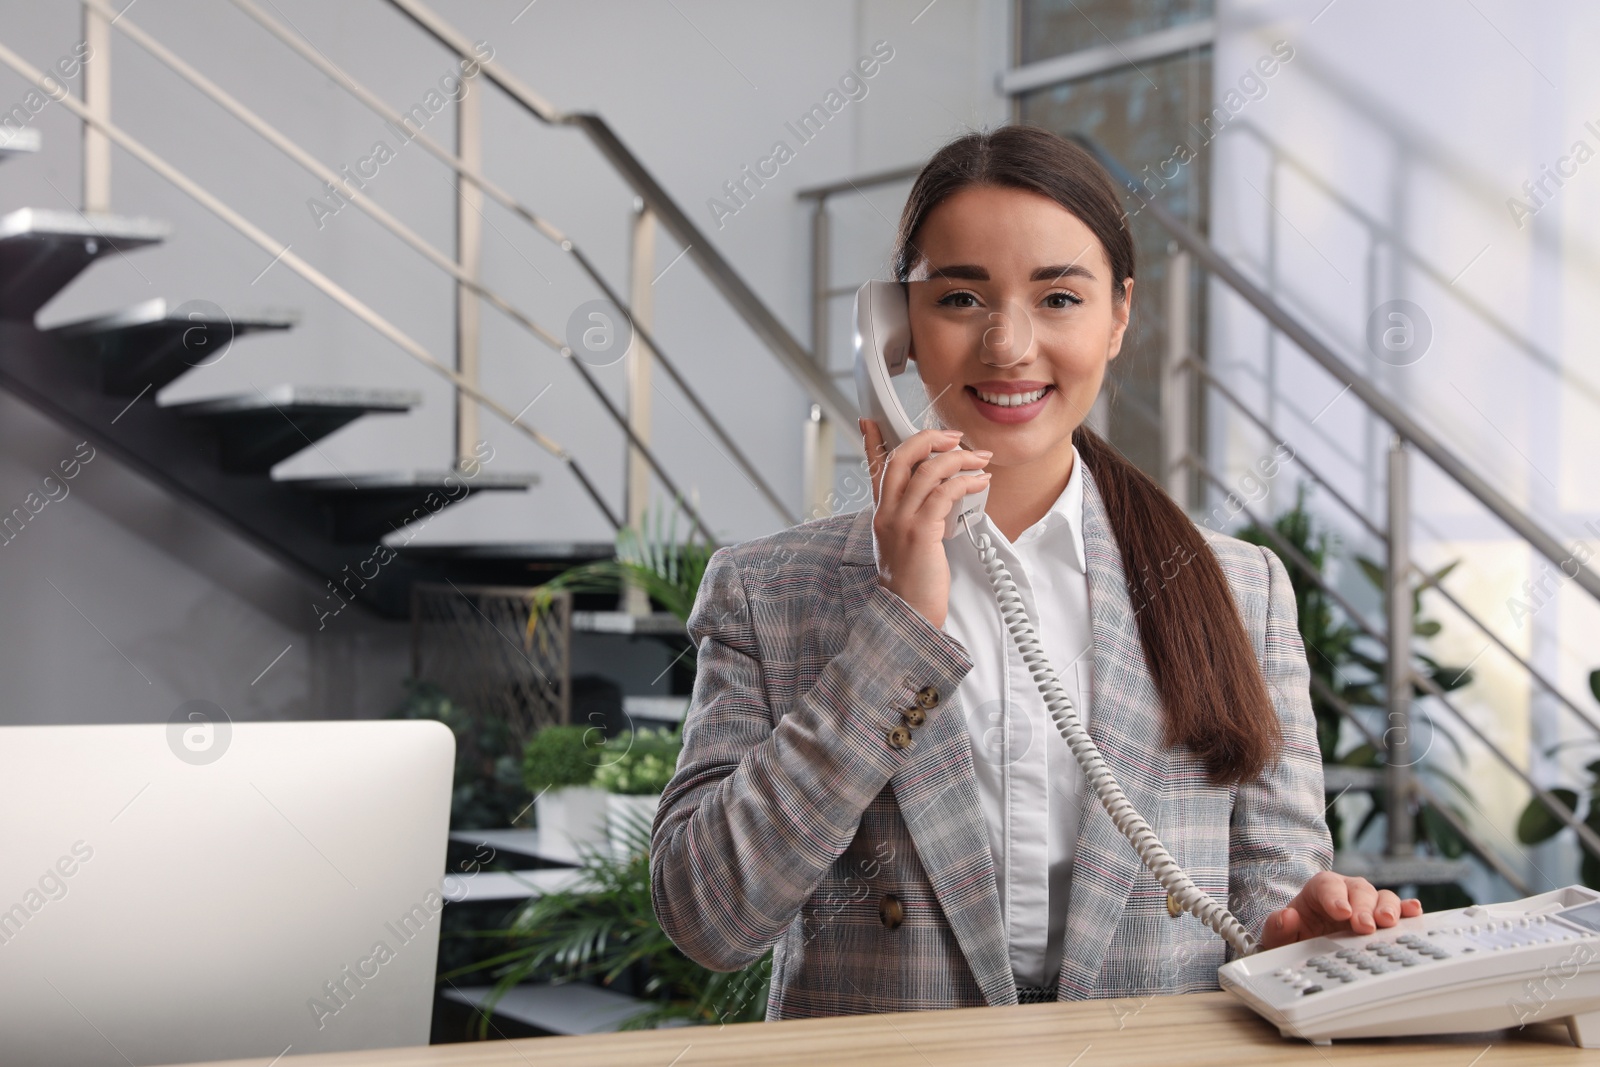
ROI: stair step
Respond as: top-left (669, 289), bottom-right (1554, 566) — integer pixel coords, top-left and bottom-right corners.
top-left (572, 611), bottom-right (686, 636)
top-left (0, 208), bottom-right (168, 320)
top-left (441, 982), bottom-right (649, 1036)
top-left (50, 297), bottom-right (296, 395)
top-left (446, 829), bottom-right (576, 867)
top-left (441, 868), bottom-right (583, 904)
top-left (1332, 851), bottom-right (1474, 887)
top-left (283, 471), bottom-right (536, 543)
top-left (1323, 765), bottom-right (1385, 794)
top-left (399, 541), bottom-right (615, 586)
top-left (623, 695), bottom-right (688, 723)
top-left (167, 384), bottom-right (420, 473)
top-left (0, 127), bottom-right (41, 159)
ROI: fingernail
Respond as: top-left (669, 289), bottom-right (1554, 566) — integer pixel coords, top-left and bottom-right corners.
top-left (975, 450), bottom-right (994, 458)
top-left (942, 429), bottom-right (963, 437)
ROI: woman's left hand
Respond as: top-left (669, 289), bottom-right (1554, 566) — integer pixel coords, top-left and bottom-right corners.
top-left (1258, 871), bottom-right (1424, 950)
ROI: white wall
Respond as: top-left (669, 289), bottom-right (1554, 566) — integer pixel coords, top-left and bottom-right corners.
top-left (0, 0), bottom-right (1010, 725)
top-left (1210, 0), bottom-right (1600, 887)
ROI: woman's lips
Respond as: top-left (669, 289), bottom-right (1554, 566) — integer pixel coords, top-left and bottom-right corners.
top-left (966, 383), bottom-right (1054, 424)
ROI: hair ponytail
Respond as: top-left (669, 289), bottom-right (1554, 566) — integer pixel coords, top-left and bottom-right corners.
top-left (1072, 422), bottom-right (1279, 783)
top-left (895, 125), bottom-right (1281, 785)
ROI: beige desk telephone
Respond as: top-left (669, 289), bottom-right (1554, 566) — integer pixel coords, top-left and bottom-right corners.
top-left (853, 279), bottom-right (1600, 1048)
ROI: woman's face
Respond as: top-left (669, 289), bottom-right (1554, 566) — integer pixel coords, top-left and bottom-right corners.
top-left (904, 183), bottom-right (1133, 470)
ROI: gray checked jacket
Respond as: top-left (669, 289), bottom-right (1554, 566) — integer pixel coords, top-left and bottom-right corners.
top-left (650, 461), bottom-right (1333, 1020)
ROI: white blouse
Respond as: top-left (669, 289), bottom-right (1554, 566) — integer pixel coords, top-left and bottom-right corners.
top-left (940, 444), bottom-right (1093, 989)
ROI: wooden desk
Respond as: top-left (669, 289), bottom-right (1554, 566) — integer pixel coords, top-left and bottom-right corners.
top-left (171, 991), bottom-right (1600, 1066)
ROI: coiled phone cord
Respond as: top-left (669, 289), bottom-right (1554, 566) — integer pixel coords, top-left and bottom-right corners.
top-left (959, 514), bottom-right (1259, 957)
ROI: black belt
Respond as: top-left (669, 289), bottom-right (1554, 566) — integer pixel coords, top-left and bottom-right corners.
top-left (1014, 984), bottom-right (1056, 1005)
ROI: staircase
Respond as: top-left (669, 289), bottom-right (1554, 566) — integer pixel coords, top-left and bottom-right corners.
top-left (0, 199), bottom-right (546, 617)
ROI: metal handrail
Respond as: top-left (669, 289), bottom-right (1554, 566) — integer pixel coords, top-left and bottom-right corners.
top-left (223, 0), bottom-right (795, 527)
top-left (1189, 456), bottom-right (1600, 865)
top-left (795, 163), bottom-right (922, 202)
top-left (1070, 134), bottom-right (1600, 606)
top-left (1192, 341), bottom-right (1600, 741)
top-left (0, 38), bottom-right (637, 531)
top-left (1185, 357), bottom-right (1383, 543)
top-left (1232, 120), bottom-right (1600, 418)
top-left (1311, 672), bottom-right (1532, 895)
top-left (384, 0), bottom-right (858, 431)
top-left (84, 0), bottom-right (721, 542)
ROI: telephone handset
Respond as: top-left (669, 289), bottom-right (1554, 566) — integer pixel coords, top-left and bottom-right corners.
top-left (851, 279), bottom-right (1257, 957)
top-left (853, 279), bottom-right (988, 540)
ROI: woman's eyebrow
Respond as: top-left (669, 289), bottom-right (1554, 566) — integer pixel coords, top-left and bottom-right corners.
top-left (1031, 263), bottom-right (1097, 282)
top-left (927, 263), bottom-right (988, 280)
top-left (924, 263), bottom-right (1098, 282)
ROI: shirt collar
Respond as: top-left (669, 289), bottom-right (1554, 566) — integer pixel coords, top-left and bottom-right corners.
top-left (988, 443), bottom-right (1087, 574)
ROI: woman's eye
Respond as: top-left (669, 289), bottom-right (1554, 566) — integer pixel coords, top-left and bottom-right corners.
top-left (1042, 291), bottom-right (1083, 309)
top-left (937, 290), bottom-right (980, 308)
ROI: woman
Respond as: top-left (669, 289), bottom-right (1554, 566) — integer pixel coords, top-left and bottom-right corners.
top-left (650, 125), bottom-right (1421, 1019)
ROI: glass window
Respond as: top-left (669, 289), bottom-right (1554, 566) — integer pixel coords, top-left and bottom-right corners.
top-left (1019, 0), bottom-right (1214, 66)
top-left (1017, 47), bottom-right (1211, 480)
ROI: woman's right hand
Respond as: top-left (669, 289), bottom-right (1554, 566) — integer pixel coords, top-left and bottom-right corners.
top-left (860, 419), bottom-right (992, 630)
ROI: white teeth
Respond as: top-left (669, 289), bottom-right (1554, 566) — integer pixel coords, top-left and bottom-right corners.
top-left (975, 387), bottom-right (1048, 407)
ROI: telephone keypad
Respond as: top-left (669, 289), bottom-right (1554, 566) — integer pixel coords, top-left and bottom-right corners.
top-left (1274, 933), bottom-right (1462, 995)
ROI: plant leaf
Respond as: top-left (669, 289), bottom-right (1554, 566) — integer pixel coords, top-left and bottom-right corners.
top-left (1356, 556), bottom-right (1387, 591)
top-left (1516, 788), bottom-right (1580, 844)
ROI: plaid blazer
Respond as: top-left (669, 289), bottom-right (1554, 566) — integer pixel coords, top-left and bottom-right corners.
top-left (650, 462), bottom-right (1333, 1020)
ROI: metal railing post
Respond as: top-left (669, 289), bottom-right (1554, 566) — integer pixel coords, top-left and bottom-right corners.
top-left (623, 198), bottom-right (657, 615)
top-left (1163, 244), bottom-right (1191, 510)
top-left (454, 74), bottom-right (482, 469)
top-left (802, 403), bottom-right (831, 521)
top-left (81, 1), bottom-right (110, 211)
top-left (804, 197), bottom-right (834, 519)
top-left (1386, 434), bottom-right (1415, 854)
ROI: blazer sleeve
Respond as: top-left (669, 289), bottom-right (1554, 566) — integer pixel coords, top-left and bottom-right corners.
top-left (650, 544), bottom-right (973, 972)
top-left (1227, 543), bottom-right (1336, 954)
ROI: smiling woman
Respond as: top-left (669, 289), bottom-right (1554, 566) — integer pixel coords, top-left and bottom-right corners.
top-left (651, 125), bottom-right (1419, 1021)
top-left (887, 129), bottom-right (1284, 783)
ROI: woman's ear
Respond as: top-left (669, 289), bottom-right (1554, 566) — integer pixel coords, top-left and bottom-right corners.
top-left (1107, 277), bottom-right (1135, 361)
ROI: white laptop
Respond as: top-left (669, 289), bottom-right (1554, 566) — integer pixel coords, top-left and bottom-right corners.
top-left (0, 718), bottom-right (455, 1066)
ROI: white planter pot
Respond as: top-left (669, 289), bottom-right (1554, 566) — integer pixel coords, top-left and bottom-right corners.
top-left (607, 792), bottom-right (662, 858)
top-left (535, 786), bottom-right (609, 864)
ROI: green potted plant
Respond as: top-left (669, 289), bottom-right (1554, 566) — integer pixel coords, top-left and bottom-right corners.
top-left (391, 680), bottom-right (530, 831)
top-left (448, 816), bottom-right (770, 1034)
top-left (522, 724), bottom-right (608, 863)
top-left (1516, 669), bottom-right (1600, 887)
top-left (594, 727), bottom-right (683, 858)
top-left (523, 503), bottom-right (712, 645)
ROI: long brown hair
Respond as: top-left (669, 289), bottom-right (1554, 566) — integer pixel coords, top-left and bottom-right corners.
top-left (893, 124), bottom-right (1281, 785)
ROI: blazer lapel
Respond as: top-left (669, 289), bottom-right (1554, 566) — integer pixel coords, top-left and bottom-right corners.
top-left (1055, 463), bottom-right (1173, 997)
top-left (839, 509), bottom-right (1017, 1007)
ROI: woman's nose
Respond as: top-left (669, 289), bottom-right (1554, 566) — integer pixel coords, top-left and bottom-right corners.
top-left (977, 297), bottom-right (1037, 369)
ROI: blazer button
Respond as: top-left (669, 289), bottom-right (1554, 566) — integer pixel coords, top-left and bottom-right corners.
top-left (879, 894), bottom-right (904, 929)
top-left (886, 725), bottom-right (913, 749)
top-left (901, 706), bottom-right (927, 729)
top-left (915, 686), bottom-right (940, 709)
